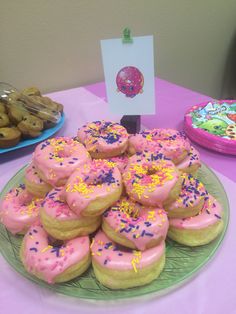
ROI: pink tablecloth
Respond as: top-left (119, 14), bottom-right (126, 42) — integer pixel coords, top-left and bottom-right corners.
top-left (0, 78), bottom-right (235, 314)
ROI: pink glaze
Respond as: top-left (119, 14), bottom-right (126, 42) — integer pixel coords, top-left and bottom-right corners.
top-left (22, 224), bottom-right (90, 283)
top-left (25, 162), bottom-right (48, 185)
top-left (167, 174), bottom-right (208, 211)
top-left (103, 196), bottom-right (169, 251)
top-left (123, 152), bottom-right (180, 207)
top-left (43, 187), bottom-right (80, 220)
top-left (77, 121), bottom-right (129, 155)
top-left (65, 159), bottom-right (122, 215)
top-left (129, 128), bottom-right (191, 161)
top-left (176, 146), bottom-right (201, 171)
top-left (169, 195), bottom-right (223, 230)
top-left (91, 230), bottom-right (165, 272)
top-left (0, 184), bottom-right (42, 234)
top-left (106, 153), bottom-right (129, 173)
top-left (33, 137), bottom-right (91, 186)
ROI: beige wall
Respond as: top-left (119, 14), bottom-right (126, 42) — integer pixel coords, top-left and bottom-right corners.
top-left (1, 0), bottom-right (236, 98)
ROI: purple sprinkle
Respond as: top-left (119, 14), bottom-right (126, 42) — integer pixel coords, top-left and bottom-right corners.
top-left (145, 232), bottom-right (154, 237)
top-left (30, 248), bottom-right (38, 252)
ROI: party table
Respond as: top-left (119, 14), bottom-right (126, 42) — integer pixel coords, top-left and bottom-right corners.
top-left (0, 78), bottom-right (235, 314)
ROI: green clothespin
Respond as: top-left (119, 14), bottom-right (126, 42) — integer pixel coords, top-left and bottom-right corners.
top-left (122, 28), bottom-right (133, 44)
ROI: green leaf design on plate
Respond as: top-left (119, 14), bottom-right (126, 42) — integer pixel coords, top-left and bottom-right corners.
top-left (0, 164), bottom-right (229, 299)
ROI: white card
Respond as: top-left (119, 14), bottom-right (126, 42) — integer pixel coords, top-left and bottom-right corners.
top-left (101, 35), bottom-right (155, 115)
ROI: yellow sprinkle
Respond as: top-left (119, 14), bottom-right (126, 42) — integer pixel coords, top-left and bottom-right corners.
top-left (131, 251), bottom-right (142, 273)
top-left (90, 238), bottom-right (95, 249)
top-left (65, 184), bottom-right (71, 192)
top-left (60, 249), bottom-right (65, 257)
top-left (131, 260), bottom-right (138, 273)
top-left (41, 245), bottom-right (53, 253)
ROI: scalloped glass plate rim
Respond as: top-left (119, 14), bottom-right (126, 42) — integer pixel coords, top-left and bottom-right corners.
top-left (0, 113), bottom-right (65, 154)
top-left (0, 163), bottom-right (229, 300)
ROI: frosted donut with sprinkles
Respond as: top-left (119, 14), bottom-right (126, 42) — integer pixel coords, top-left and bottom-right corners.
top-left (0, 184), bottom-right (42, 234)
top-left (40, 187), bottom-right (101, 240)
top-left (176, 146), bottom-right (201, 176)
top-left (33, 137), bottom-right (91, 187)
top-left (123, 151), bottom-right (182, 207)
top-left (168, 195), bottom-right (224, 246)
top-left (65, 159), bottom-right (122, 217)
top-left (165, 174), bottom-right (208, 218)
top-left (105, 152), bottom-right (129, 174)
top-left (24, 163), bottom-right (52, 198)
top-left (128, 128), bottom-right (191, 164)
top-left (77, 120), bottom-right (129, 158)
top-left (20, 224), bottom-right (91, 284)
top-left (91, 230), bottom-right (165, 289)
top-left (102, 196), bottom-right (169, 251)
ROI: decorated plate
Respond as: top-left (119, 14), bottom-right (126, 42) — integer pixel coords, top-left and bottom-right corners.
top-left (184, 100), bottom-right (236, 155)
top-left (0, 164), bottom-right (229, 299)
top-left (0, 113), bottom-right (65, 154)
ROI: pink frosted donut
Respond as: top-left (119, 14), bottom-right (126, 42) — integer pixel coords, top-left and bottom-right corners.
top-left (66, 159), bottom-right (122, 216)
top-left (168, 195), bottom-right (224, 246)
top-left (165, 174), bottom-right (208, 218)
top-left (33, 137), bottom-right (91, 187)
top-left (176, 146), bottom-right (201, 175)
top-left (24, 163), bottom-right (52, 197)
top-left (102, 196), bottom-right (169, 251)
top-left (129, 129), bottom-right (191, 164)
top-left (105, 153), bottom-right (129, 174)
top-left (20, 224), bottom-right (91, 283)
top-left (123, 152), bottom-right (182, 207)
top-left (77, 120), bottom-right (129, 158)
top-left (0, 184), bottom-right (42, 234)
top-left (40, 187), bottom-right (101, 240)
top-left (91, 230), bottom-right (165, 289)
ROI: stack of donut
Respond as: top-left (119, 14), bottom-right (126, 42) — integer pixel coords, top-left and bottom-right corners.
top-left (0, 121), bottom-right (224, 289)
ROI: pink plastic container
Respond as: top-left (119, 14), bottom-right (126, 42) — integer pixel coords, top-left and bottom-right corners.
top-left (184, 100), bottom-right (236, 155)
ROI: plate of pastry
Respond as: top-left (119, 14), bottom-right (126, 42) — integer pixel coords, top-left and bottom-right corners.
top-left (0, 122), bottom-right (229, 300)
top-left (0, 85), bottom-right (65, 154)
top-left (0, 114), bottom-right (65, 154)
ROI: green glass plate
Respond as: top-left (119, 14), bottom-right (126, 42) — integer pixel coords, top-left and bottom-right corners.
top-left (0, 164), bottom-right (229, 300)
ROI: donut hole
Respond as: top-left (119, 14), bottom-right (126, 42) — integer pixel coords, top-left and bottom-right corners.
top-left (0, 133), bottom-right (4, 138)
top-left (147, 168), bottom-right (157, 176)
top-left (56, 148), bottom-right (71, 158)
top-left (92, 179), bottom-right (105, 186)
top-left (112, 199), bottom-right (141, 219)
top-left (47, 236), bottom-right (64, 248)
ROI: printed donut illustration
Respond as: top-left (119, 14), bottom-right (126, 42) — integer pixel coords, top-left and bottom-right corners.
top-left (116, 66), bottom-right (144, 98)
